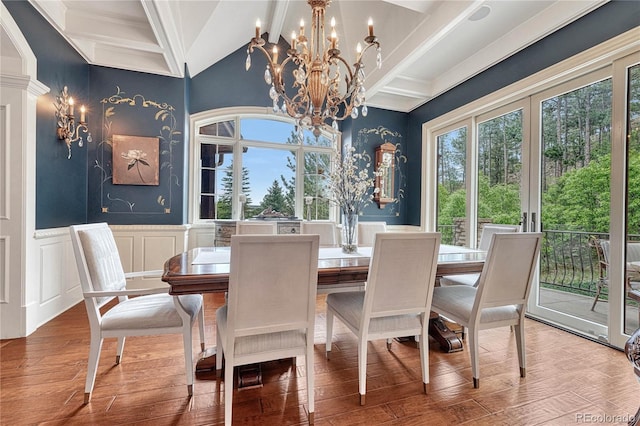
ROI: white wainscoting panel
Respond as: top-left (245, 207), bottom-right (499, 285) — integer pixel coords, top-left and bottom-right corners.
top-left (33, 228), bottom-right (80, 330)
top-left (114, 235), bottom-right (135, 273)
top-left (39, 240), bottom-right (64, 303)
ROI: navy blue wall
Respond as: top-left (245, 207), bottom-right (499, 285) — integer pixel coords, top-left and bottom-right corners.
top-left (343, 108), bottom-right (409, 225)
top-left (405, 0), bottom-right (640, 225)
top-left (190, 33), bottom-right (288, 113)
top-left (190, 34), bottom-right (408, 224)
top-left (6, 0), bottom-right (637, 228)
top-left (86, 66), bottom-right (186, 225)
top-left (3, 0), bottom-right (90, 229)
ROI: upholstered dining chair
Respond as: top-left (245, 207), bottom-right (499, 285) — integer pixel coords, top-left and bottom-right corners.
top-left (235, 221), bottom-right (277, 235)
top-left (357, 221), bottom-right (387, 246)
top-left (301, 221), bottom-right (338, 247)
top-left (325, 232), bottom-right (441, 405)
top-left (69, 223), bottom-right (205, 404)
top-left (431, 232), bottom-right (542, 388)
top-left (440, 224), bottom-right (520, 287)
top-left (215, 234), bottom-right (319, 426)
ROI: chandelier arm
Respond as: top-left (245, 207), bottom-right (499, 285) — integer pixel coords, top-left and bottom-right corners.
top-left (247, 0), bottom-right (381, 133)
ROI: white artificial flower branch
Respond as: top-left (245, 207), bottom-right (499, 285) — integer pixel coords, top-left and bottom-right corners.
top-left (326, 146), bottom-right (381, 215)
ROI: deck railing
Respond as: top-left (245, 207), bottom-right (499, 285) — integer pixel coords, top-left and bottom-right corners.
top-left (539, 230), bottom-right (605, 297)
top-left (436, 224), bottom-right (638, 299)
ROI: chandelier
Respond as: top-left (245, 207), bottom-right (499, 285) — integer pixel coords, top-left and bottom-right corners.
top-left (246, 0), bottom-right (381, 137)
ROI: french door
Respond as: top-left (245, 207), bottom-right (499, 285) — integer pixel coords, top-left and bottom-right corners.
top-left (432, 57), bottom-right (639, 348)
top-left (527, 68), bottom-right (613, 342)
top-left (527, 56), bottom-right (640, 348)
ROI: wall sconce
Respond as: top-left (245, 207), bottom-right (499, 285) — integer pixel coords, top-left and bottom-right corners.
top-left (374, 142), bottom-right (396, 208)
top-left (55, 86), bottom-right (92, 159)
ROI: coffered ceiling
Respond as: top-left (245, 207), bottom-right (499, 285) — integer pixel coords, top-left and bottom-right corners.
top-left (29, 0), bottom-right (607, 112)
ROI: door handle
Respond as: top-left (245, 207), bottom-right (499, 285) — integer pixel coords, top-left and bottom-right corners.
top-left (531, 212), bottom-right (537, 232)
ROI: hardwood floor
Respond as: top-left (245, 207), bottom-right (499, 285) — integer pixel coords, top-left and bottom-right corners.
top-left (1, 293), bottom-right (638, 425)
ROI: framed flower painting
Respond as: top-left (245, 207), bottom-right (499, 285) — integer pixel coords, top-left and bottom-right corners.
top-left (112, 135), bottom-right (159, 186)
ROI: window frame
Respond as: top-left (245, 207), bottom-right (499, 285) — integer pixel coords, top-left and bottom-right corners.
top-left (189, 107), bottom-right (339, 223)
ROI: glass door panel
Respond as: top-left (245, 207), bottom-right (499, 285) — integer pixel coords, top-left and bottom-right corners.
top-left (436, 126), bottom-right (467, 245)
top-left (477, 109), bottom-right (523, 233)
top-left (625, 63), bottom-right (640, 335)
top-left (531, 71), bottom-right (612, 340)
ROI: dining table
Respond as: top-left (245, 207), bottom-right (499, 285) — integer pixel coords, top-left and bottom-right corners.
top-left (163, 244), bottom-right (486, 295)
top-left (162, 244), bottom-right (486, 363)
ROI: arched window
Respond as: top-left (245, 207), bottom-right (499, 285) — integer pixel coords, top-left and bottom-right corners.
top-left (190, 108), bottom-right (338, 222)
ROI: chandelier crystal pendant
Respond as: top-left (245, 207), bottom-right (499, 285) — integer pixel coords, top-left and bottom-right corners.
top-left (246, 0), bottom-right (381, 138)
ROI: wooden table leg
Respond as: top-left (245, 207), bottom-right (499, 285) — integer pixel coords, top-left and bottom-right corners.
top-left (195, 347), bottom-right (264, 388)
top-left (195, 347), bottom-right (218, 379)
top-left (428, 311), bottom-right (464, 353)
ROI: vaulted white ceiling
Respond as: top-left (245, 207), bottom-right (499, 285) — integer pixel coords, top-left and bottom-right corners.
top-left (29, 0), bottom-right (607, 112)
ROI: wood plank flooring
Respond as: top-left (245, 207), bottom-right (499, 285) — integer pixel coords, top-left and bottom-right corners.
top-left (1, 293), bottom-right (638, 425)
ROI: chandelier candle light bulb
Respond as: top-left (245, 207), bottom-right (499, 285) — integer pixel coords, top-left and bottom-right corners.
top-left (246, 0), bottom-right (381, 138)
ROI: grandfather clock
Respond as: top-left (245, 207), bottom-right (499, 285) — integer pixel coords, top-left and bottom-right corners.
top-left (374, 142), bottom-right (396, 208)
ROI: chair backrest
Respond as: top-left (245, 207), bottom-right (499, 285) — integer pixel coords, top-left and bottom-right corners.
top-left (589, 237), bottom-right (609, 280)
top-left (627, 242), bottom-right (640, 262)
top-left (226, 234), bottom-right (320, 338)
top-left (300, 221), bottom-right (338, 247)
top-left (478, 224), bottom-right (520, 251)
top-left (236, 221), bottom-right (277, 235)
top-left (363, 232), bottom-right (441, 321)
top-left (474, 233), bottom-right (542, 316)
top-left (70, 223), bottom-right (128, 331)
top-left (70, 223), bottom-right (126, 302)
top-left (358, 221), bottom-right (387, 246)
top-left (596, 240), bottom-right (640, 263)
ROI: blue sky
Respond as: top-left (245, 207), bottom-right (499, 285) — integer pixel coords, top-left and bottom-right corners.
top-left (239, 119), bottom-right (297, 203)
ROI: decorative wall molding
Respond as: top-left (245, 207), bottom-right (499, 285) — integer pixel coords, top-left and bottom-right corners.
top-left (96, 86), bottom-right (181, 215)
top-left (354, 125), bottom-right (407, 217)
top-left (0, 105), bottom-right (8, 220)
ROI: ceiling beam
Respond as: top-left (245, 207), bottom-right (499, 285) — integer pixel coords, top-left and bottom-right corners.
top-left (268, 0), bottom-right (290, 44)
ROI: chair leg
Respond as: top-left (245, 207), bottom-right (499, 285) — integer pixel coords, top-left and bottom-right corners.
top-left (514, 322), bottom-right (527, 378)
top-left (386, 338), bottom-right (392, 350)
top-left (115, 336), bottom-right (125, 364)
top-left (198, 305), bottom-right (206, 352)
top-left (469, 327), bottom-right (480, 388)
top-left (591, 282), bottom-right (603, 311)
top-left (216, 324), bottom-right (223, 374)
top-left (325, 308), bottom-right (334, 359)
top-left (358, 340), bottom-right (368, 405)
top-left (84, 336), bottom-right (104, 404)
top-left (182, 323), bottom-right (194, 396)
top-left (306, 336), bottom-right (315, 424)
top-left (224, 357), bottom-right (234, 426)
top-left (419, 323), bottom-right (429, 394)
